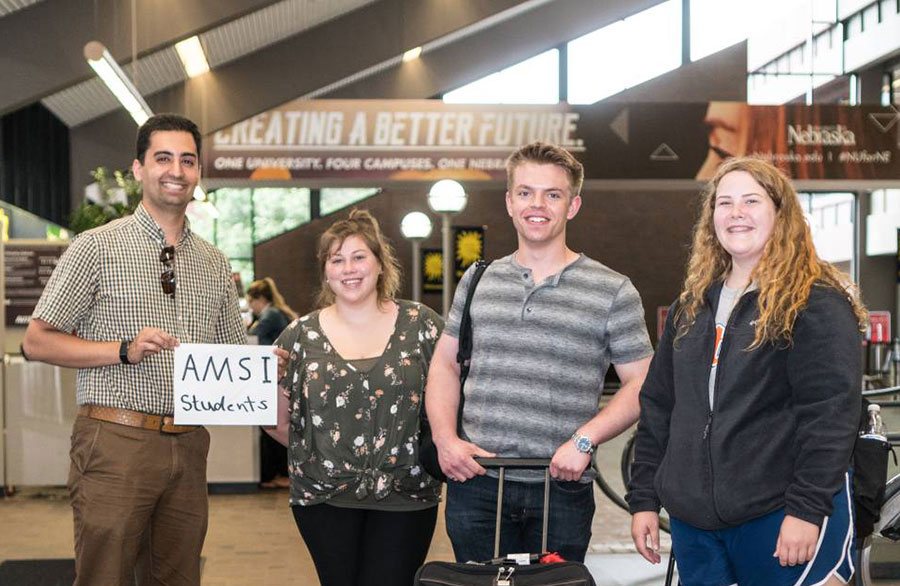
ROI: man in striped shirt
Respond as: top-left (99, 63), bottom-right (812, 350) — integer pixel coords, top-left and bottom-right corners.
top-left (23, 114), bottom-right (246, 586)
top-left (425, 142), bottom-right (653, 563)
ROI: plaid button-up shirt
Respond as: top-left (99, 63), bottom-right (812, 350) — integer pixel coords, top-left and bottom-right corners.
top-left (33, 202), bottom-right (247, 415)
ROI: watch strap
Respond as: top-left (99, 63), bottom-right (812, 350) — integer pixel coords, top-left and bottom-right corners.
top-left (119, 340), bottom-right (131, 365)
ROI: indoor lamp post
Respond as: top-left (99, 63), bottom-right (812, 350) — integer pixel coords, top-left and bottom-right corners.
top-left (427, 179), bottom-right (468, 318)
top-left (400, 211), bottom-right (433, 303)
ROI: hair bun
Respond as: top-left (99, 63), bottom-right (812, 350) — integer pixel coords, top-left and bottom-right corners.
top-left (347, 208), bottom-right (379, 230)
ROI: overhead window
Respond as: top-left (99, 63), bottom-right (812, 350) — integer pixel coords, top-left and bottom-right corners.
top-left (443, 49), bottom-right (559, 104)
top-left (567, 0), bottom-right (682, 104)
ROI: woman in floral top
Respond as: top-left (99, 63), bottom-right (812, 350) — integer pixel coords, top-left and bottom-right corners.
top-left (268, 209), bottom-right (443, 586)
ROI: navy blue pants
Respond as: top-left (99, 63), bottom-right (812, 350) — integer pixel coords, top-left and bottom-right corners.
top-left (445, 474), bottom-right (595, 563)
top-left (670, 473), bottom-right (855, 586)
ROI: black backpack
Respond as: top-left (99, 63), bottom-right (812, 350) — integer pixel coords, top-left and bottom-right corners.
top-left (854, 397), bottom-right (893, 540)
top-left (418, 260), bottom-right (491, 481)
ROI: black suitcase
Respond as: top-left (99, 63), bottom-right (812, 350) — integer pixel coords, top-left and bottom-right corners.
top-left (414, 458), bottom-right (596, 586)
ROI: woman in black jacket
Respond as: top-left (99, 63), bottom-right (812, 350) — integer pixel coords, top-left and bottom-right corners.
top-left (627, 157), bottom-right (867, 586)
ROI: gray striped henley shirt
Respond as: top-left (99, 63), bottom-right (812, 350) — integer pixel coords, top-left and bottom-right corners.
top-left (446, 253), bottom-right (653, 482)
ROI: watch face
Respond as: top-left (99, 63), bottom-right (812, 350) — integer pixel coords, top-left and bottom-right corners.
top-left (575, 435), bottom-right (591, 453)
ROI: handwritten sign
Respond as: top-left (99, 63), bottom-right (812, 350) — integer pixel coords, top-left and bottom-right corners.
top-left (174, 344), bottom-right (277, 425)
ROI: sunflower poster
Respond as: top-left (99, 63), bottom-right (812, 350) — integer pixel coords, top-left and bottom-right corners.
top-left (422, 248), bottom-right (444, 293)
top-left (454, 226), bottom-right (485, 282)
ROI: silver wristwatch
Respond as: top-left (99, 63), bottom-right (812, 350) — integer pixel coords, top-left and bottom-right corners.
top-left (571, 432), bottom-right (594, 454)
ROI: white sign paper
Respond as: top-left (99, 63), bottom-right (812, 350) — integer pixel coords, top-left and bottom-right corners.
top-left (174, 343), bottom-right (277, 425)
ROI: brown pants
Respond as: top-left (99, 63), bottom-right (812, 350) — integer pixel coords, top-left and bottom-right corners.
top-left (68, 415), bottom-right (210, 586)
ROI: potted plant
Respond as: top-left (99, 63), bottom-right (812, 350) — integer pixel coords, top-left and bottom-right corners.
top-left (70, 167), bottom-right (141, 234)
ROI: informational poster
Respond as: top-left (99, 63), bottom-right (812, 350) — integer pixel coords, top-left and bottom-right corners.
top-left (204, 100), bottom-right (900, 182)
top-left (4, 242), bottom-right (67, 326)
top-left (173, 344), bottom-right (278, 425)
top-left (422, 248), bottom-right (443, 293)
top-left (453, 226), bottom-right (484, 282)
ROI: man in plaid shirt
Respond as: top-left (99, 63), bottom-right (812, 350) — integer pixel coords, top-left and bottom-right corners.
top-left (23, 114), bottom-right (247, 586)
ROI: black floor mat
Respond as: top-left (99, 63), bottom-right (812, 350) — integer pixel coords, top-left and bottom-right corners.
top-left (0, 558), bottom-right (203, 585)
top-left (0, 559), bottom-right (75, 586)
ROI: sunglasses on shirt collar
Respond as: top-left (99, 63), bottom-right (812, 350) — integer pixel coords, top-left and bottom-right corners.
top-left (159, 245), bottom-right (175, 297)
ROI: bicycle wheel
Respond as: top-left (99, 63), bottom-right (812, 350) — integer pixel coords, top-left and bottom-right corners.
top-left (621, 430), bottom-right (636, 489)
top-left (859, 475), bottom-right (900, 586)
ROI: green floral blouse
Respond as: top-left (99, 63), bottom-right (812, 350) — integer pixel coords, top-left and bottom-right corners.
top-left (275, 299), bottom-right (444, 507)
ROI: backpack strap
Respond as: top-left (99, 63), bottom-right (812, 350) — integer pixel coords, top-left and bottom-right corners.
top-left (455, 260), bottom-right (490, 427)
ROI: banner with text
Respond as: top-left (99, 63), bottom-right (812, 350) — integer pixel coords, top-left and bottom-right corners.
top-left (174, 344), bottom-right (278, 426)
top-left (204, 100), bottom-right (900, 182)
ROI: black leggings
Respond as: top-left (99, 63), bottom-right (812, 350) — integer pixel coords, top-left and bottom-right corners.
top-left (292, 503), bottom-right (438, 586)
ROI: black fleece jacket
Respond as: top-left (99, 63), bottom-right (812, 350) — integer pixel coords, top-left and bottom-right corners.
top-left (626, 282), bottom-right (861, 530)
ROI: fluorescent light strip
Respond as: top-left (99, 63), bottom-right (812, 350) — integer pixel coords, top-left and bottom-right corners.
top-left (84, 41), bottom-right (153, 126)
top-left (402, 46), bottom-right (422, 62)
top-left (175, 36), bottom-right (210, 77)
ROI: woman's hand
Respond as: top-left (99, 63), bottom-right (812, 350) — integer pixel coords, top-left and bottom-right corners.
top-left (631, 511), bottom-right (661, 564)
top-left (774, 515), bottom-right (819, 566)
top-left (274, 347), bottom-right (290, 380)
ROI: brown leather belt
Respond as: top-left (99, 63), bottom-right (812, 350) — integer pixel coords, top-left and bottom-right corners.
top-left (79, 405), bottom-right (200, 434)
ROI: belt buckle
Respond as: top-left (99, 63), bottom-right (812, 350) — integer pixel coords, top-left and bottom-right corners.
top-left (144, 414), bottom-right (163, 431)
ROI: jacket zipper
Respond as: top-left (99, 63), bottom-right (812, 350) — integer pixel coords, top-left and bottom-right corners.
top-left (704, 290), bottom-right (750, 524)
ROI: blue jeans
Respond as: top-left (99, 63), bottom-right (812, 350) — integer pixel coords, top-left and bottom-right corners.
top-left (445, 474), bottom-right (595, 563)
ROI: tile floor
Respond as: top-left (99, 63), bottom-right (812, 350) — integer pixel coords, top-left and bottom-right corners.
top-left (0, 428), bottom-right (671, 585)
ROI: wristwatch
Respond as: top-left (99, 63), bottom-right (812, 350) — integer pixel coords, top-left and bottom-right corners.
top-left (571, 432), bottom-right (594, 454)
top-left (119, 340), bottom-right (132, 365)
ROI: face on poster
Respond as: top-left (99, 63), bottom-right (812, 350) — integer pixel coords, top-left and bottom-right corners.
top-left (174, 344), bottom-right (278, 425)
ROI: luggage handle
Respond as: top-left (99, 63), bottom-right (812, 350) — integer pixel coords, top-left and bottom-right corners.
top-left (474, 458), bottom-right (553, 560)
top-left (475, 457), bottom-right (552, 469)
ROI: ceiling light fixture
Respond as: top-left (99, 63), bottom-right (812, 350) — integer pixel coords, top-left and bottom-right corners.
top-left (84, 41), bottom-right (153, 126)
top-left (175, 36), bottom-right (211, 77)
top-left (402, 46), bottom-right (422, 62)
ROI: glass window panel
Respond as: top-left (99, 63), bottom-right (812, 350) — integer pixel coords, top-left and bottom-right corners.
top-left (568, 0), bottom-right (681, 104)
top-left (186, 201), bottom-right (216, 243)
top-left (837, 201), bottom-right (852, 224)
top-left (568, 21), bottom-right (628, 103)
top-left (691, 0), bottom-right (751, 61)
top-left (252, 187), bottom-right (311, 242)
top-left (443, 49), bottom-right (558, 104)
top-left (212, 188), bottom-right (253, 258)
top-left (623, 0), bottom-right (681, 86)
top-left (320, 187), bottom-right (380, 216)
top-left (886, 189), bottom-right (900, 213)
top-left (229, 258), bottom-right (254, 295)
top-left (872, 189), bottom-right (886, 214)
